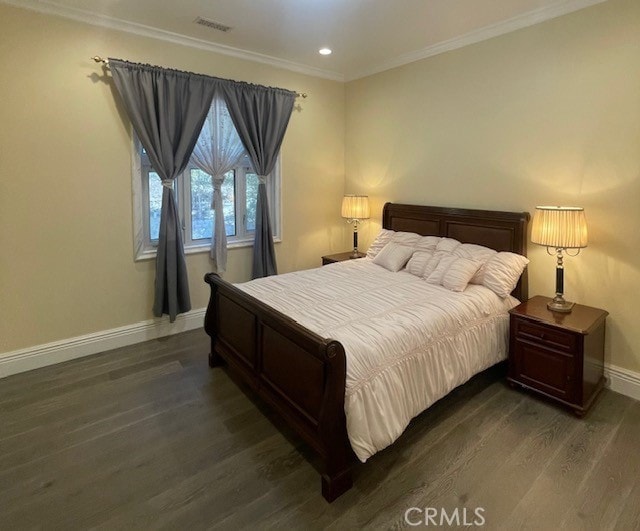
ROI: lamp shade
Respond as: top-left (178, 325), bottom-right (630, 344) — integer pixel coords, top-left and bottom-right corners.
top-left (341, 195), bottom-right (370, 220)
top-left (531, 206), bottom-right (588, 249)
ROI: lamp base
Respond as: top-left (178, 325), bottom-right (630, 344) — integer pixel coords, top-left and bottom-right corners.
top-left (547, 295), bottom-right (575, 313)
top-left (349, 250), bottom-right (360, 259)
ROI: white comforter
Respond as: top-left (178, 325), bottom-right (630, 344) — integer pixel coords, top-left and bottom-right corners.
top-left (237, 259), bottom-right (519, 462)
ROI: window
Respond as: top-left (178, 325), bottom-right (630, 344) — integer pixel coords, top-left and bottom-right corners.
top-left (132, 140), bottom-right (281, 261)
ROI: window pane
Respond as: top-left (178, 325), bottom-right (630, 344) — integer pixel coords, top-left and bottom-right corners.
top-left (246, 172), bottom-right (259, 232)
top-left (222, 171), bottom-right (236, 237)
top-left (190, 169), bottom-right (236, 239)
top-left (190, 169), bottom-right (213, 240)
top-left (148, 172), bottom-right (162, 242)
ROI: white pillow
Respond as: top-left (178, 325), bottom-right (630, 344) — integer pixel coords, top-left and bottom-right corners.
top-left (373, 242), bottom-right (415, 272)
top-left (366, 229), bottom-right (395, 259)
top-left (414, 236), bottom-right (441, 252)
top-left (425, 255), bottom-right (458, 284)
top-left (391, 231), bottom-right (422, 249)
top-left (441, 258), bottom-right (483, 292)
top-left (406, 250), bottom-right (434, 277)
top-left (452, 244), bottom-right (498, 284)
top-left (436, 237), bottom-right (461, 253)
top-left (482, 252), bottom-right (530, 298)
top-left (421, 251), bottom-right (447, 279)
top-left (453, 243), bottom-right (497, 261)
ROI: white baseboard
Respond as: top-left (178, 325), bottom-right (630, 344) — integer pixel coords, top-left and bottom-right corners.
top-left (604, 364), bottom-right (640, 402)
top-left (3, 317), bottom-right (640, 405)
top-left (0, 308), bottom-right (207, 379)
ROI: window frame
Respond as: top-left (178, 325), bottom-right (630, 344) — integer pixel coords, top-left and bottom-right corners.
top-left (131, 135), bottom-right (281, 262)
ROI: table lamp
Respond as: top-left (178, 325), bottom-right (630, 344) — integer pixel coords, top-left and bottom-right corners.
top-left (531, 206), bottom-right (588, 313)
top-left (341, 195), bottom-right (370, 258)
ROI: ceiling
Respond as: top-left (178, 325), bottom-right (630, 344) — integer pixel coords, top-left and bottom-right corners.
top-left (12, 0), bottom-right (605, 81)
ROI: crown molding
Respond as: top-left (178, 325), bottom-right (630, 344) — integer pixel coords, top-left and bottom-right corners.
top-left (346, 0), bottom-right (609, 81)
top-left (2, 0), bottom-right (608, 88)
top-left (1, 0), bottom-right (345, 82)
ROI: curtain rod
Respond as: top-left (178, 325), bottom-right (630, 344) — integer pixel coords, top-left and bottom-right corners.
top-left (91, 56), bottom-right (307, 99)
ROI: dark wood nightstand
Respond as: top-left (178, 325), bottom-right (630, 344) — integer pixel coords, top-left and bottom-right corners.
top-left (321, 251), bottom-right (366, 265)
top-left (508, 295), bottom-right (608, 417)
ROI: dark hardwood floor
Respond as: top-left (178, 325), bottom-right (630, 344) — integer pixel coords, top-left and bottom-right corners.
top-left (0, 329), bottom-right (638, 530)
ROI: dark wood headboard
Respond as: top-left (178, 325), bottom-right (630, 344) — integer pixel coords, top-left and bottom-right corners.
top-left (382, 203), bottom-right (530, 301)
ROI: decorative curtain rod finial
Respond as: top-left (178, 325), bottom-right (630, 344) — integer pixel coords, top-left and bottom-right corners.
top-left (92, 56), bottom-right (109, 65)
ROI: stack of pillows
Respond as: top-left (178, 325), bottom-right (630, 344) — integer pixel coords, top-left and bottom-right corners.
top-left (368, 229), bottom-right (529, 298)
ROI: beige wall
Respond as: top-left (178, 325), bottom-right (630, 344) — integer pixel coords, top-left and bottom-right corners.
top-left (0, 4), bottom-right (345, 353)
top-left (345, 0), bottom-right (640, 372)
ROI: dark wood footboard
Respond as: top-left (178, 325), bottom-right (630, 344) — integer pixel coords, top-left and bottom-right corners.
top-left (204, 273), bottom-right (354, 502)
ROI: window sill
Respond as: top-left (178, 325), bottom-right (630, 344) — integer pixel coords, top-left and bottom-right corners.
top-left (134, 237), bottom-right (282, 262)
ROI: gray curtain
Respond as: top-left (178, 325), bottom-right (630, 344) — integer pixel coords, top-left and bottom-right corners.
top-left (220, 84), bottom-right (295, 278)
top-left (109, 59), bottom-right (217, 321)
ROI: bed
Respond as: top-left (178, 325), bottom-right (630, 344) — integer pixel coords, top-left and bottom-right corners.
top-left (204, 203), bottom-right (529, 502)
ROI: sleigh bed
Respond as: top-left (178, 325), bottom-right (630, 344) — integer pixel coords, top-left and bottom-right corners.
top-left (204, 203), bottom-right (529, 502)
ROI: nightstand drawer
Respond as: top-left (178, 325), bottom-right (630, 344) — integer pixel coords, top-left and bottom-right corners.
top-left (512, 340), bottom-right (576, 402)
top-left (514, 319), bottom-right (576, 353)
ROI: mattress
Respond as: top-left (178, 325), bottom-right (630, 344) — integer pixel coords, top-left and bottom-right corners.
top-left (236, 258), bottom-right (519, 462)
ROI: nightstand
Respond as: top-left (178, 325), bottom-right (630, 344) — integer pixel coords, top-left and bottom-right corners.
top-left (322, 251), bottom-right (366, 265)
top-left (508, 295), bottom-right (608, 417)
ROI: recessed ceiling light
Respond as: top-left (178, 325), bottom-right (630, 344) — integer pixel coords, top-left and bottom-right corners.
top-left (319, 48), bottom-right (332, 56)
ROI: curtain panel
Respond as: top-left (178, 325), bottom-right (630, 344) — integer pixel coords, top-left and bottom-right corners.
top-left (190, 96), bottom-right (246, 273)
top-left (109, 59), bottom-right (218, 321)
top-left (220, 84), bottom-right (296, 279)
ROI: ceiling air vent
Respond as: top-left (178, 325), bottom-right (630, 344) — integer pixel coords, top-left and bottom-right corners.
top-left (194, 16), bottom-right (232, 32)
